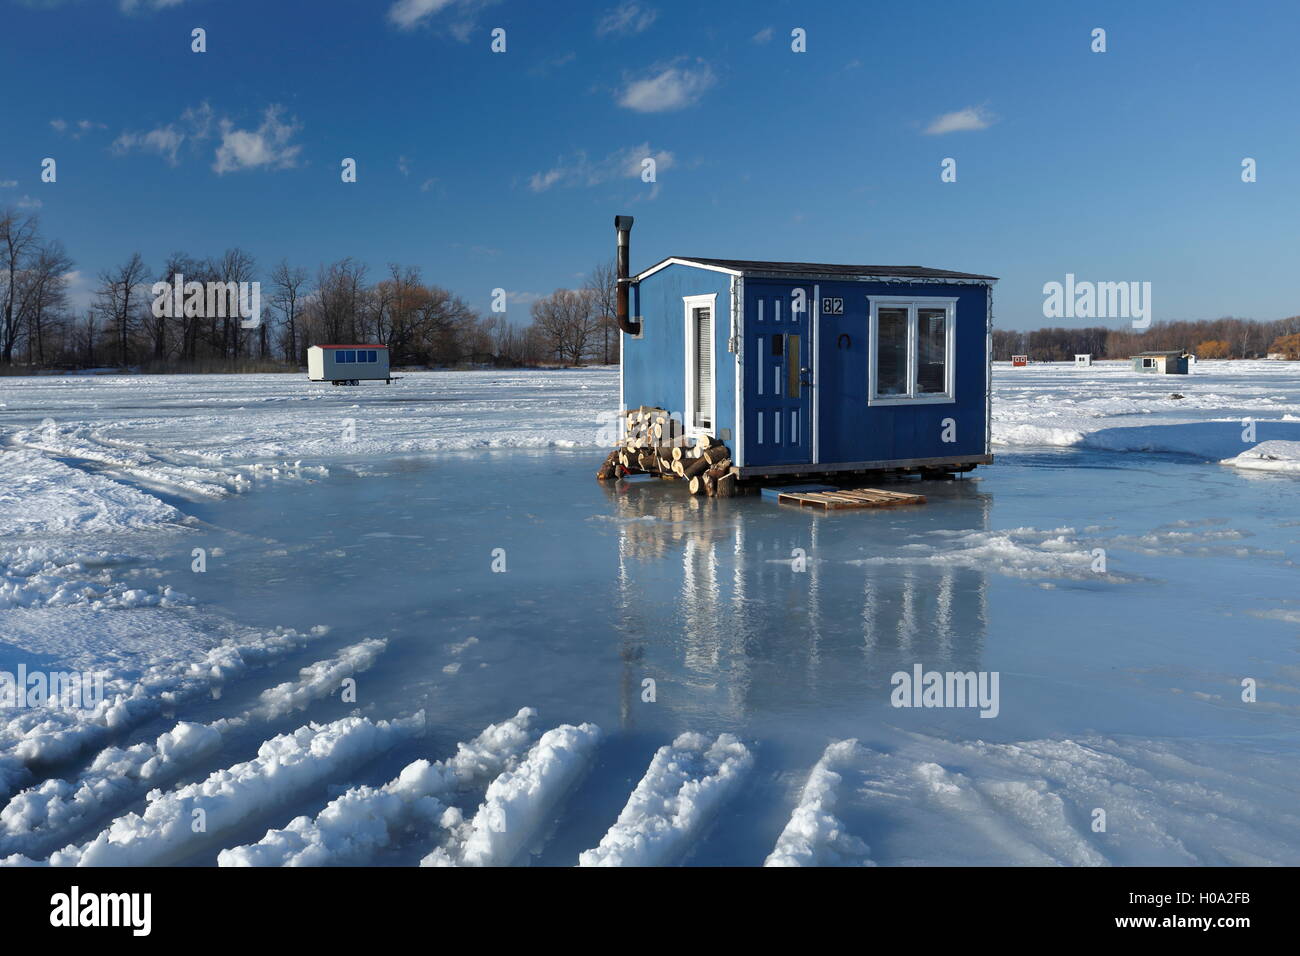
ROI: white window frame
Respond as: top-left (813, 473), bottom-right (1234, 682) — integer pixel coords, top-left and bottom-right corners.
top-left (683, 293), bottom-right (717, 433)
top-left (868, 296), bottom-right (958, 406)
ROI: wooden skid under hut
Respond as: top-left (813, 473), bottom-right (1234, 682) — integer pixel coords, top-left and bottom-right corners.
top-left (595, 406), bottom-right (738, 498)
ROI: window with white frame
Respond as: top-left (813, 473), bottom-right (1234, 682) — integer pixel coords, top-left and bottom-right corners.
top-left (683, 294), bottom-right (716, 431)
top-left (868, 297), bottom-right (957, 404)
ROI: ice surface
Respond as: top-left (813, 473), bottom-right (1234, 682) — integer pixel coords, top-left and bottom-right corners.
top-left (3, 362), bottom-right (1300, 865)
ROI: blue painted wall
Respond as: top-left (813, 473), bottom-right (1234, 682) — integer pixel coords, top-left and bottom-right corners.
top-left (624, 264), bottom-right (989, 470)
top-left (810, 279), bottom-right (988, 467)
top-left (623, 263), bottom-right (735, 440)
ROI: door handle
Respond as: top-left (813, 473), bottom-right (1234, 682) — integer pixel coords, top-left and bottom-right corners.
top-left (799, 366), bottom-right (813, 386)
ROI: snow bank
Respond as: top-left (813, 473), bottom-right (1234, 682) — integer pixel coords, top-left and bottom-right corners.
top-left (0, 624), bottom-right (329, 800)
top-left (0, 450), bottom-right (183, 537)
top-left (10, 712), bottom-right (424, 867)
top-left (234, 638), bottom-right (387, 723)
top-left (423, 722), bottom-right (601, 867)
top-left (218, 708), bottom-right (535, 866)
top-left (0, 546), bottom-right (187, 611)
top-left (0, 639), bottom-right (385, 855)
top-left (579, 732), bottom-right (753, 867)
top-left (1220, 440), bottom-right (1300, 473)
top-left (765, 740), bottom-right (871, 867)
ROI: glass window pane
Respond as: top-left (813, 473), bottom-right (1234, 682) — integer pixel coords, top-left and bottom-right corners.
top-left (917, 308), bottom-right (947, 394)
top-left (875, 308), bottom-right (908, 397)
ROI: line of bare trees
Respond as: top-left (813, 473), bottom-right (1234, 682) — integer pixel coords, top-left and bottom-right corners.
top-left (1, 205), bottom-right (623, 372)
top-left (992, 316), bottom-right (1300, 362)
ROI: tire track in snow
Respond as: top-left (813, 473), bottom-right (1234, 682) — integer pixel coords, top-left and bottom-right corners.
top-left (579, 732), bottom-right (752, 867)
top-left (422, 722), bottom-right (602, 867)
top-left (218, 707), bottom-right (535, 866)
top-left (0, 640), bottom-right (387, 857)
top-left (2, 711), bottom-right (424, 867)
top-left (765, 739), bottom-right (871, 867)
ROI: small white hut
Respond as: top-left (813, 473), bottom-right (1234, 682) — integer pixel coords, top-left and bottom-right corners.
top-left (307, 345), bottom-right (392, 385)
top-left (1074, 354), bottom-right (1092, 367)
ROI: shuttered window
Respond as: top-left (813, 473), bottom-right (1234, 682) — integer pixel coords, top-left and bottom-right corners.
top-left (693, 306), bottom-right (713, 429)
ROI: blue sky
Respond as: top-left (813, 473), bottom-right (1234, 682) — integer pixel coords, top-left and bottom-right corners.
top-left (2, 0), bottom-right (1298, 330)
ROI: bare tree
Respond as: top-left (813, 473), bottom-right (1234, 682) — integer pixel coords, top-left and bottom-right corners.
top-left (530, 288), bottom-right (600, 366)
top-left (271, 259), bottom-right (309, 364)
top-left (17, 240), bottom-right (74, 366)
top-left (0, 207), bottom-right (40, 364)
top-left (585, 259), bottom-right (618, 365)
top-left (94, 252), bottom-right (148, 367)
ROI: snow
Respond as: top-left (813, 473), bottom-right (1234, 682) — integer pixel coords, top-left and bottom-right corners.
top-left (0, 639), bottom-right (385, 856)
top-left (5, 712), bottom-right (424, 867)
top-left (0, 623), bottom-right (329, 801)
top-left (578, 732), bottom-right (752, 867)
top-left (765, 740), bottom-right (871, 867)
top-left (424, 722), bottom-right (602, 867)
top-left (991, 359), bottom-right (1300, 458)
top-left (217, 707), bottom-right (535, 866)
top-left (1220, 439), bottom-right (1300, 473)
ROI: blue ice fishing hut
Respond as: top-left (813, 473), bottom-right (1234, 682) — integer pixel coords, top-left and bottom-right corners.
top-left (612, 216), bottom-right (997, 480)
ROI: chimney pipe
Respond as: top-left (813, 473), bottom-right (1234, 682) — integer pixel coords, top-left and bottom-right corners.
top-left (614, 215), bottom-right (639, 336)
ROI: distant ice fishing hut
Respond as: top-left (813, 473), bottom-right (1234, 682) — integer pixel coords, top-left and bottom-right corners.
top-left (595, 215), bottom-right (997, 495)
top-left (1075, 353), bottom-right (1092, 367)
top-left (307, 345), bottom-right (392, 385)
top-left (1132, 350), bottom-right (1189, 375)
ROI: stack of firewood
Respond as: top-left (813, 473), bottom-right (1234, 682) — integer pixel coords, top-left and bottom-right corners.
top-left (596, 406), bottom-right (737, 497)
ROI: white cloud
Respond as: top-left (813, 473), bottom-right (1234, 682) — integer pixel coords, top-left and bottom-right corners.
top-left (752, 27), bottom-right (773, 44)
top-left (398, 155), bottom-right (411, 176)
top-left (924, 105), bottom-right (996, 135)
top-left (213, 106), bottom-right (302, 174)
top-left (50, 118), bottom-right (106, 139)
top-left (0, 180), bottom-right (16, 188)
top-left (17, 195), bottom-right (42, 210)
top-left (529, 142), bottom-right (674, 192)
top-left (387, 0), bottom-right (496, 37)
top-left (597, 3), bottom-right (657, 36)
top-left (112, 103), bottom-right (212, 165)
top-left (617, 62), bottom-right (714, 112)
top-left (120, 0), bottom-right (187, 12)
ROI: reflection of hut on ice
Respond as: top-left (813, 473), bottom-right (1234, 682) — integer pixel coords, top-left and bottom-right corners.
top-left (601, 476), bottom-right (990, 725)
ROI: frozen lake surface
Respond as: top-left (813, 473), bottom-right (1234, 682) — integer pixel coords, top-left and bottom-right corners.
top-left (2, 363), bottom-right (1300, 866)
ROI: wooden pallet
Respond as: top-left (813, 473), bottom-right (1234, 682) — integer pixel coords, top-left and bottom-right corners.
top-left (776, 487), bottom-right (926, 510)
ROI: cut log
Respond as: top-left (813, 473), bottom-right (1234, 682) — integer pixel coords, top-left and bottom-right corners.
top-left (702, 444), bottom-right (731, 465)
top-left (715, 472), bottom-right (737, 498)
top-left (682, 456), bottom-right (711, 479)
top-left (688, 475), bottom-right (706, 495)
